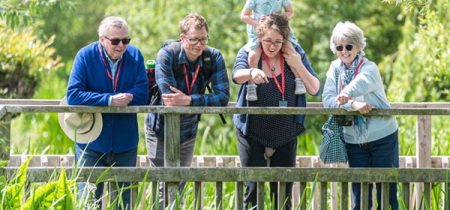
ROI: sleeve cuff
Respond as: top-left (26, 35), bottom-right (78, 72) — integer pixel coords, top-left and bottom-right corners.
top-left (108, 96), bottom-right (112, 106)
top-left (341, 99), bottom-right (354, 111)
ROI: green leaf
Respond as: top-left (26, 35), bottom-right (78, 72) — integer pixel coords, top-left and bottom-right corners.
top-left (21, 182), bottom-right (58, 210)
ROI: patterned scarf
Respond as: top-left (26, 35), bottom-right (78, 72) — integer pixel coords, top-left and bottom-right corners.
top-left (339, 54), bottom-right (369, 143)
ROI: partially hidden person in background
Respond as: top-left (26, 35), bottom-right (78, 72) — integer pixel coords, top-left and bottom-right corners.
top-left (322, 21), bottom-right (399, 210)
top-left (66, 16), bottom-right (148, 210)
top-left (232, 14), bottom-right (321, 210)
top-left (144, 13), bottom-right (230, 209)
top-left (240, 0), bottom-right (306, 102)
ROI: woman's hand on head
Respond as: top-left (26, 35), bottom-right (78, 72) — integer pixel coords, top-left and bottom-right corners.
top-left (351, 101), bottom-right (372, 114)
top-left (250, 68), bottom-right (269, 84)
top-left (282, 43), bottom-right (303, 68)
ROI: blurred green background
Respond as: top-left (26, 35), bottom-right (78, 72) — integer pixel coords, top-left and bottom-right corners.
top-left (2, 0), bottom-right (449, 157)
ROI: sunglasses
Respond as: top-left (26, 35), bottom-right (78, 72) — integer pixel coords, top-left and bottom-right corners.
top-left (335, 44), bottom-right (354, 52)
top-left (104, 36), bottom-right (131, 45)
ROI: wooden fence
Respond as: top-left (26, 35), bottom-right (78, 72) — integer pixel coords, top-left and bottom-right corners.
top-left (1, 100), bottom-right (450, 209)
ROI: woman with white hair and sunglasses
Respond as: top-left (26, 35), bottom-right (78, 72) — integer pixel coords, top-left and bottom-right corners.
top-left (322, 21), bottom-right (399, 210)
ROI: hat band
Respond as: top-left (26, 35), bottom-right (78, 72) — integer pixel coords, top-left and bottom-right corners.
top-left (78, 116), bottom-right (95, 134)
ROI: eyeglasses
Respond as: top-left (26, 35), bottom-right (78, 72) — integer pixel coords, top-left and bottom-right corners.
top-left (335, 44), bottom-right (354, 52)
top-left (182, 35), bottom-right (210, 45)
top-left (262, 40), bottom-right (283, 47)
top-left (103, 36), bottom-right (131, 45)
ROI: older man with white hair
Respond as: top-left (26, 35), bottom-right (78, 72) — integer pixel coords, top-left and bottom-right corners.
top-left (66, 16), bottom-right (148, 209)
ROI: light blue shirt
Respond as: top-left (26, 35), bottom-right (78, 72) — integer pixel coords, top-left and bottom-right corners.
top-left (102, 47), bottom-right (123, 106)
top-left (322, 57), bottom-right (398, 144)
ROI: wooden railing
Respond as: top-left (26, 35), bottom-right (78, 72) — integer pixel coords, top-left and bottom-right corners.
top-left (1, 100), bottom-right (450, 209)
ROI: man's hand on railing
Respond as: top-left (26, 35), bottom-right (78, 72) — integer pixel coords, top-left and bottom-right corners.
top-left (111, 93), bottom-right (133, 107)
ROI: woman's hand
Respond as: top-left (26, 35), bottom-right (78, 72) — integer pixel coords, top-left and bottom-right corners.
top-left (250, 68), bottom-right (269, 84)
top-left (335, 92), bottom-right (350, 107)
top-left (351, 101), bottom-right (372, 114)
top-left (282, 43), bottom-right (303, 68)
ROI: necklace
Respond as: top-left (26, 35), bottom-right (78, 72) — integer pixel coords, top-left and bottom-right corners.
top-left (264, 55), bottom-right (279, 71)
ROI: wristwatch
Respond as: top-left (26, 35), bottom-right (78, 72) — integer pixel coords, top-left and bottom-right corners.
top-left (248, 68), bottom-right (254, 77)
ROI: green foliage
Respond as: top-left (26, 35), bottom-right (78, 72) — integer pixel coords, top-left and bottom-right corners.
top-left (0, 0), bottom-right (75, 29)
top-left (0, 21), bottom-right (63, 99)
top-left (1, 157), bottom-right (31, 209)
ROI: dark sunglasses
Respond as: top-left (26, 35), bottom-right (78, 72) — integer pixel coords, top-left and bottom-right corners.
top-left (336, 44), bottom-right (354, 52)
top-left (104, 36), bottom-right (131, 45)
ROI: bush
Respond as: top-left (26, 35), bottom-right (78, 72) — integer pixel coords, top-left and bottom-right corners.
top-left (0, 21), bottom-right (63, 99)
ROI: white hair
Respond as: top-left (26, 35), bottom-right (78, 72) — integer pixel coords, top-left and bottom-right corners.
top-left (330, 21), bottom-right (366, 56)
top-left (97, 16), bottom-right (129, 37)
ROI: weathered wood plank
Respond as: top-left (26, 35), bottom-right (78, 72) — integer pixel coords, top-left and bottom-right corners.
top-left (257, 182), bottom-right (264, 210)
top-left (3, 167), bottom-right (450, 183)
top-left (319, 182), bottom-right (327, 210)
top-left (0, 113), bottom-right (11, 161)
top-left (8, 155), bottom-right (450, 168)
top-left (164, 113), bottom-right (180, 208)
top-left (443, 157), bottom-right (449, 209)
top-left (401, 182), bottom-right (410, 210)
top-left (299, 182), bottom-right (307, 210)
top-left (381, 182), bottom-right (389, 209)
top-left (2, 100), bottom-right (450, 108)
top-left (5, 105), bottom-right (450, 116)
top-left (361, 183), bottom-right (369, 210)
top-left (278, 182), bottom-right (286, 210)
top-left (416, 115), bottom-right (432, 210)
top-left (235, 182), bottom-right (244, 210)
top-left (0, 99), bottom-right (61, 105)
top-left (194, 182), bottom-right (202, 210)
top-left (151, 182), bottom-right (158, 210)
top-left (215, 181), bottom-right (223, 210)
top-left (340, 182), bottom-right (348, 210)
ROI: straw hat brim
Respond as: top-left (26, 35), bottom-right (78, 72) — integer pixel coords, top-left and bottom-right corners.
top-left (58, 96), bottom-right (103, 144)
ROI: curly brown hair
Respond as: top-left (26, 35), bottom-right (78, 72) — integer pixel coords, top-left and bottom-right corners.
top-left (179, 13), bottom-right (209, 35)
top-left (256, 14), bottom-right (290, 40)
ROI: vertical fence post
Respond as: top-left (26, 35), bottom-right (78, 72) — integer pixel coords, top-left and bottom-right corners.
top-left (0, 107), bottom-right (11, 162)
top-left (319, 182), bottom-right (327, 210)
top-left (361, 182), bottom-right (369, 210)
top-left (443, 157), bottom-right (449, 209)
top-left (299, 182), bottom-right (307, 210)
top-left (165, 113), bottom-right (181, 209)
top-left (215, 157), bottom-right (223, 210)
top-left (236, 182), bottom-right (244, 210)
top-left (416, 115), bottom-right (431, 210)
top-left (340, 182), bottom-right (348, 210)
top-left (381, 182), bottom-right (389, 209)
top-left (278, 182), bottom-right (287, 210)
top-left (257, 182), bottom-right (265, 210)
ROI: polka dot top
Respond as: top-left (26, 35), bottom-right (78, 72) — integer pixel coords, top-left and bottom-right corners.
top-left (247, 63), bottom-right (305, 148)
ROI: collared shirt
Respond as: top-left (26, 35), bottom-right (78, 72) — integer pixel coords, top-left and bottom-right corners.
top-left (145, 44), bottom-right (230, 144)
top-left (102, 47), bottom-right (123, 106)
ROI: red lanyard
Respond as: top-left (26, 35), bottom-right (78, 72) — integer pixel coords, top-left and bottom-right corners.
top-left (183, 63), bottom-right (201, 95)
top-left (98, 44), bottom-right (123, 92)
top-left (263, 52), bottom-right (285, 99)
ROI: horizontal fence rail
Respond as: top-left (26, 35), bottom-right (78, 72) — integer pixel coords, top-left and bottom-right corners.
top-left (1, 167), bottom-right (450, 183)
top-left (1, 100), bottom-right (450, 209)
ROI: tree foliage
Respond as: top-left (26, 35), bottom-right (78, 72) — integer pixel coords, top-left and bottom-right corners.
top-left (0, 0), bottom-right (74, 29)
top-left (0, 21), bottom-right (63, 99)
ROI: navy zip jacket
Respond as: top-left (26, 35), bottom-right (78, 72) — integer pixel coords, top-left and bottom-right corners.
top-left (67, 41), bottom-right (148, 153)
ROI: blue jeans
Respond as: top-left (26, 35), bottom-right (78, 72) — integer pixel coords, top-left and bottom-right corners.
top-left (346, 130), bottom-right (399, 210)
top-left (75, 144), bottom-right (137, 210)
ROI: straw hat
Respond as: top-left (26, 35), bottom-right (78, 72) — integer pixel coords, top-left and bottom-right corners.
top-left (58, 96), bottom-right (103, 143)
